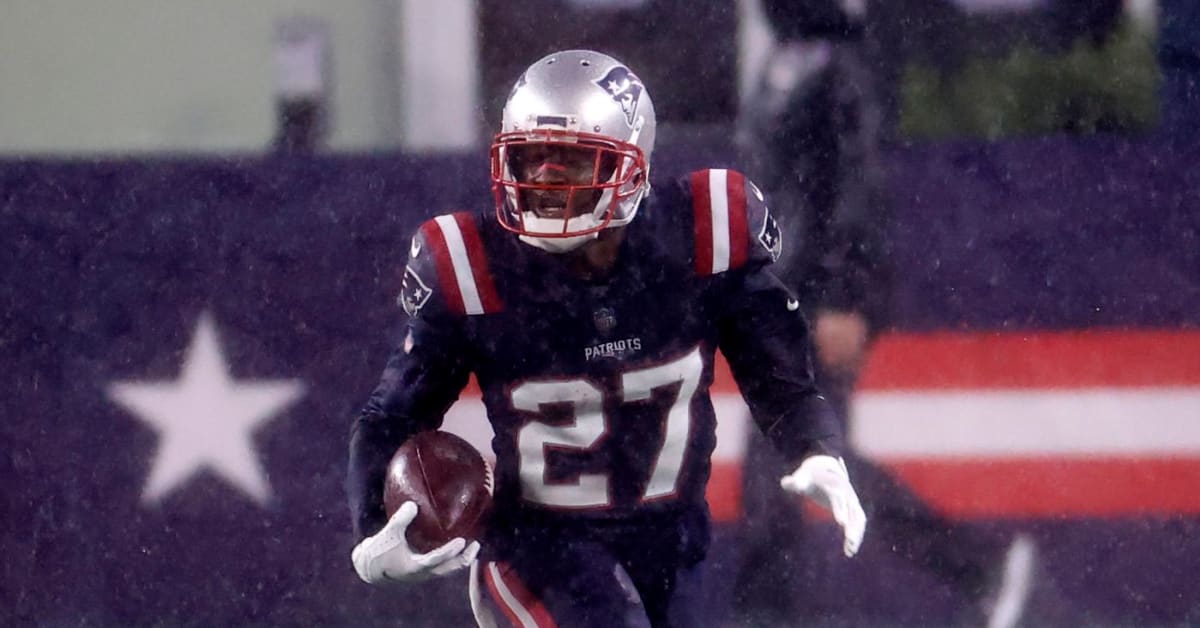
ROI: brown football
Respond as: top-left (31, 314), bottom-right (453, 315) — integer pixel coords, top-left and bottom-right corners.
top-left (383, 430), bottom-right (492, 553)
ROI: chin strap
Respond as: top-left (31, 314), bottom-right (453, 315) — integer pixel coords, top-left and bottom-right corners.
top-left (518, 231), bottom-right (598, 253)
top-left (517, 212), bottom-right (601, 253)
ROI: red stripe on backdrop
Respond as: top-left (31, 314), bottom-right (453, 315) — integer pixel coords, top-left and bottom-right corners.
top-left (726, 170), bottom-right (749, 269)
top-left (677, 331), bottom-right (1200, 393)
top-left (419, 220), bottom-right (465, 316)
top-left (712, 352), bottom-right (739, 395)
top-left (707, 461), bottom-right (743, 522)
top-left (452, 212), bottom-right (504, 313)
top-left (857, 329), bottom-right (1200, 390)
top-left (704, 457), bottom-right (1200, 521)
top-left (691, 170), bottom-right (714, 275)
top-left (882, 457), bottom-right (1200, 518)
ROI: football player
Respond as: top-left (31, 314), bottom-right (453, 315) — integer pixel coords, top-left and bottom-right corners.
top-left (347, 49), bottom-right (866, 627)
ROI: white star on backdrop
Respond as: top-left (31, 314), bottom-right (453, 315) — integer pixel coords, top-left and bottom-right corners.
top-left (108, 312), bottom-right (306, 505)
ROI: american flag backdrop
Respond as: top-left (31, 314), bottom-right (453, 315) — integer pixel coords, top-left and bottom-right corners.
top-left (2, 134), bottom-right (1198, 625)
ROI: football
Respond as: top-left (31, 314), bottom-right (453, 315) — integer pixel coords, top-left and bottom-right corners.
top-left (383, 430), bottom-right (492, 553)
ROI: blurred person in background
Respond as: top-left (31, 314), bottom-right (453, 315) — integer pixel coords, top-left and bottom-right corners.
top-left (1158, 0), bottom-right (1200, 136)
top-left (271, 16), bottom-right (329, 154)
top-left (730, 1), bottom-right (1037, 627)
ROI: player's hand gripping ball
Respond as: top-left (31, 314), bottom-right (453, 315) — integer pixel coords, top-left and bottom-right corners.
top-left (384, 430), bottom-right (493, 553)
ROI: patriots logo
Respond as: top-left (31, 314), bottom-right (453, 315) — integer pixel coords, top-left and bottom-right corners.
top-left (398, 265), bottom-right (433, 316)
top-left (758, 209), bottom-right (782, 262)
top-left (594, 66), bottom-right (644, 127)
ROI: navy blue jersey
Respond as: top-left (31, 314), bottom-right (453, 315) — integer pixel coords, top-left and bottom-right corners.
top-left (348, 169), bottom-right (842, 541)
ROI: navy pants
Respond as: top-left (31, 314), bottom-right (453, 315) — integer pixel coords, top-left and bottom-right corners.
top-left (471, 512), bottom-right (710, 628)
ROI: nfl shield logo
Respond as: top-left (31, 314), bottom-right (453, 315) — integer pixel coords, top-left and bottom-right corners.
top-left (593, 307), bottom-right (617, 334)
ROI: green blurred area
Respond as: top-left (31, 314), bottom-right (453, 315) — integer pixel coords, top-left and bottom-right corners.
top-left (899, 20), bottom-right (1161, 139)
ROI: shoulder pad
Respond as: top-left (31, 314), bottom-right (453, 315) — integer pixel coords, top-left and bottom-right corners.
top-left (398, 212), bottom-right (504, 317)
top-left (687, 169), bottom-right (781, 275)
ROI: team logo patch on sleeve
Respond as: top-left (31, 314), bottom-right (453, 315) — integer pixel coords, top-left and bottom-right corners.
top-left (398, 265), bottom-right (433, 316)
top-left (758, 209), bottom-right (782, 262)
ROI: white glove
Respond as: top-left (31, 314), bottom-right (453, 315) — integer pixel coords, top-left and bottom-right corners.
top-left (351, 501), bottom-right (480, 584)
top-left (781, 455), bottom-right (867, 558)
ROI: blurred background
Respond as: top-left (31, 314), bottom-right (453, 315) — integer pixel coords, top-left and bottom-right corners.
top-left (0, 0), bottom-right (1172, 152)
top-left (2, 0), bottom-right (1197, 626)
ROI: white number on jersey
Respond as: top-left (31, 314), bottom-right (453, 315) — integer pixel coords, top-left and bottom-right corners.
top-left (512, 347), bottom-right (704, 509)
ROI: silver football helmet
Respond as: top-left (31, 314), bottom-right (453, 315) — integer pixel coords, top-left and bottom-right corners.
top-left (490, 50), bottom-right (656, 253)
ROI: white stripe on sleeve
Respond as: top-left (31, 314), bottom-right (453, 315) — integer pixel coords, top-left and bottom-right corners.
top-left (434, 215), bottom-right (485, 315)
top-left (709, 169), bottom-right (731, 274)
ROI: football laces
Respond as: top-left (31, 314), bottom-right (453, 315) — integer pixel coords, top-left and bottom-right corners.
top-left (483, 458), bottom-right (495, 496)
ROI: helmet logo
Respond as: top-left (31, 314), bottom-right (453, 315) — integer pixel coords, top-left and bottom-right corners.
top-left (594, 66), bottom-right (644, 127)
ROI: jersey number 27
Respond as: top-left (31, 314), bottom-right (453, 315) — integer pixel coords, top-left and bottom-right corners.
top-left (512, 347), bottom-right (703, 509)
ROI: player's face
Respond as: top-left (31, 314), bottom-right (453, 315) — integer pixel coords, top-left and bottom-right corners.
top-left (510, 142), bottom-right (616, 219)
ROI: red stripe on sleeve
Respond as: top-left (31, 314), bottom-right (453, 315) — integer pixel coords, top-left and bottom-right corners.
top-left (419, 220), bottom-right (465, 316)
top-left (452, 212), bottom-right (504, 313)
top-left (691, 170), bottom-right (713, 275)
top-left (726, 170), bottom-right (749, 269)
